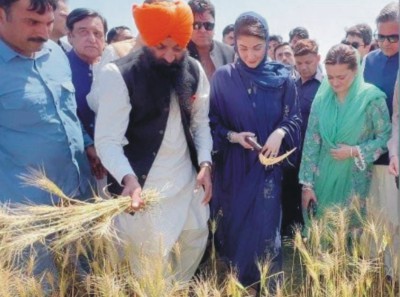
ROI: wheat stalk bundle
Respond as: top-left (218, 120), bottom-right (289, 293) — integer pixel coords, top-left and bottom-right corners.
top-left (0, 169), bottom-right (161, 254)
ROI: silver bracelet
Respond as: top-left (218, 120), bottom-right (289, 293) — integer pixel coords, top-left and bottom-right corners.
top-left (227, 131), bottom-right (235, 143)
top-left (302, 185), bottom-right (313, 192)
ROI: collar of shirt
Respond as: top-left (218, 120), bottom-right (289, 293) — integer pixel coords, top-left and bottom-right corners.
top-left (0, 38), bottom-right (51, 62)
top-left (297, 66), bottom-right (324, 86)
top-left (68, 49), bottom-right (92, 68)
top-left (314, 67), bottom-right (324, 83)
top-left (366, 49), bottom-right (399, 64)
top-left (378, 49), bottom-right (399, 59)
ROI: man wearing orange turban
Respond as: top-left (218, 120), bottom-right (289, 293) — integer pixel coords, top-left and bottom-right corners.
top-left (93, 0), bottom-right (213, 283)
top-left (133, 0), bottom-right (194, 48)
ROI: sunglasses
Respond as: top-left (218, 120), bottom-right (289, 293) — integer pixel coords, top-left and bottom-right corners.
top-left (342, 40), bottom-right (364, 49)
top-left (374, 34), bottom-right (399, 43)
top-left (193, 21), bottom-right (215, 31)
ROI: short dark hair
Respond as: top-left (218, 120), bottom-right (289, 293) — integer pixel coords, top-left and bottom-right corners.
top-left (345, 23), bottom-right (372, 45)
top-left (269, 34), bottom-right (282, 44)
top-left (222, 24), bottom-right (234, 37)
top-left (293, 39), bottom-right (319, 56)
top-left (106, 26), bottom-right (131, 44)
top-left (324, 43), bottom-right (358, 71)
top-left (289, 26), bottom-right (309, 42)
top-left (0, 0), bottom-right (57, 15)
top-left (66, 8), bottom-right (108, 34)
top-left (188, 0), bottom-right (215, 19)
top-left (376, 2), bottom-right (399, 24)
top-left (274, 42), bottom-right (291, 57)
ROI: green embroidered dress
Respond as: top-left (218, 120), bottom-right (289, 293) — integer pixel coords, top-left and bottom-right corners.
top-left (299, 72), bottom-right (391, 211)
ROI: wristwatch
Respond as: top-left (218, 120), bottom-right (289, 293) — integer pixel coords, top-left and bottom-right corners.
top-left (200, 161), bottom-right (212, 171)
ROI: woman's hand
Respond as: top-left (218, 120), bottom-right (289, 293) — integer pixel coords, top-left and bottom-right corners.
top-left (301, 187), bottom-right (317, 211)
top-left (261, 129), bottom-right (285, 158)
top-left (228, 131), bottom-right (256, 149)
top-left (330, 144), bottom-right (357, 160)
top-left (389, 155), bottom-right (399, 176)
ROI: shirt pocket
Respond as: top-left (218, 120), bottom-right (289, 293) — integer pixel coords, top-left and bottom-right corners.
top-left (60, 81), bottom-right (78, 113)
top-left (0, 91), bottom-right (48, 127)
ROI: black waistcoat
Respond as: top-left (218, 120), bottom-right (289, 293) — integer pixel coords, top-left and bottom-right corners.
top-left (108, 49), bottom-right (200, 194)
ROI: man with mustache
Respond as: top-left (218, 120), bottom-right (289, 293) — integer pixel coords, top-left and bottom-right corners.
top-left (0, 0), bottom-right (94, 289)
top-left (363, 1), bottom-right (399, 282)
top-left (94, 0), bottom-right (212, 282)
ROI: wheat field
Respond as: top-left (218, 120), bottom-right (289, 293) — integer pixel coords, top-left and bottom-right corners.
top-left (0, 174), bottom-right (398, 297)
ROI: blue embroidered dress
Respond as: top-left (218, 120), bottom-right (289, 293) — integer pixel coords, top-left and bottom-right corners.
top-left (209, 58), bottom-right (301, 286)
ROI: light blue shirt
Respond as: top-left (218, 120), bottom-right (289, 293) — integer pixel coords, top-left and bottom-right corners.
top-left (0, 39), bottom-right (94, 204)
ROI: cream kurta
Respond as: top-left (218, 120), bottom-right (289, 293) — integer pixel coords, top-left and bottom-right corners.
top-left (94, 58), bottom-right (212, 282)
top-left (115, 95), bottom-right (209, 280)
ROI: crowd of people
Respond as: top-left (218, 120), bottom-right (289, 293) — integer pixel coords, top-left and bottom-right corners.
top-left (0, 0), bottom-right (398, 295)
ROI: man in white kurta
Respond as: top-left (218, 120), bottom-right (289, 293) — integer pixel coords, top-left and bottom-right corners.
top-left (94, 1), bottom-right (212, 283)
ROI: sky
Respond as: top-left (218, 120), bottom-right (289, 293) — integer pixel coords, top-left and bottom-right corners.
top-left (69, 0), bottom-right (390, 58)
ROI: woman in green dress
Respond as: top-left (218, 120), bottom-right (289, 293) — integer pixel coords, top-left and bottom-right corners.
top-left (299, 44), bottom-right (391, 221)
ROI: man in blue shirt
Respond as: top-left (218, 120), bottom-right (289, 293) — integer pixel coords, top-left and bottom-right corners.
top-left (0, 0), bottom-right (94, 204)
top-left (293, 39), bottom-right (323, 140)
top-left (0, 0), bottom-right (95, 284)
top-left (281, 39), bottom-right (323, 236)
top-left (363, 1), bottom-right (399, 280)
top-left (364, 4), bottom-right (399, 122)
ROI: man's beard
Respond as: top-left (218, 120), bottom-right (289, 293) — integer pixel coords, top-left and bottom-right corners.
top-left (140, 46), bottom-right (191, 113)
top-left (143, 47), bottom-right (186, 83)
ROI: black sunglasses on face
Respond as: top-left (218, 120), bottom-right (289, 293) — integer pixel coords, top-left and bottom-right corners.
top-left (193, 21), bottom-right (215, 31)
top-left (342, 40), bottom-right (364, 49)
top-left (374, 33), bottom-right (399, 43)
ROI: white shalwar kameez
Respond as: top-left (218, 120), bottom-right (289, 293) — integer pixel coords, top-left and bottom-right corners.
top-left (94, 60), bottom-right (212, 283)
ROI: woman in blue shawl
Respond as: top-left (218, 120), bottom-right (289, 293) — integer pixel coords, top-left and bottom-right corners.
top-left (209, 12), bottom-right (301, 291)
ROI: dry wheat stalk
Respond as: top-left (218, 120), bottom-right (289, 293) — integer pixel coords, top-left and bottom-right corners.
top-left (0, 169), bottom-right (161, 254)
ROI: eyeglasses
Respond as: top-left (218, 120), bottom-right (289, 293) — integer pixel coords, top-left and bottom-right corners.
top-left (374, 33), bottom-right (399, 43)
top-left (341, 40), bottom-right (364, 49)
top-left (193, 21), bottom-right (215, 31)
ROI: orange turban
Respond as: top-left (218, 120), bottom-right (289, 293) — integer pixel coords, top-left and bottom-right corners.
top-left (133, 1), bottom-right (194, 48)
